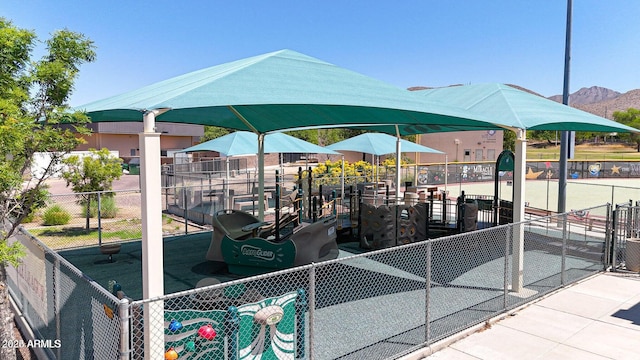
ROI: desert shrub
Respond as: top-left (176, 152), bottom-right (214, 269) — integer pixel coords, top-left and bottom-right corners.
top-left (308, 159), bottom-right (374, 186)
top-left (43, 205), bottom-right (71, 226)
top-left (87, 196), bottom-right (118, 218)
top-left (22, 211), bottom-right (35, 223)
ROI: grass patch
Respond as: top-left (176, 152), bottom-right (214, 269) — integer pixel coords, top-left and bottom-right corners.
top-left (25, 216), bottom-right (195, 249)
top-left (527, 143), bottom-right (640, 161)
top-left (30, 226), bottom-right (142, 242)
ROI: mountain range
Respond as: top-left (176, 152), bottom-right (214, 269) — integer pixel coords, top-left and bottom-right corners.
top-left (549, 86), bottom-right (640, 120)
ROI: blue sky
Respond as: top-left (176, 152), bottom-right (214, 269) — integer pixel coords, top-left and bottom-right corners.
top-left (3, 1), bottom-right (639, 106)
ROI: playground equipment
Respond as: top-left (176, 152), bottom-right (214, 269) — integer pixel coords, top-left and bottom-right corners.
top-left (359, 202), bottom-right (429, 249)
top-left (493, 150), bottom-right (515, 225)
top-left (206, 168), bottom-right (340, 275)
top-left (206, 210), bottom-right (338, 275)
top-left (163, 289), bottom-right (307, 359)
top-left (355, 187), bottom-right (505, 249)
top-left (99, 243), bottom-right (121, 263)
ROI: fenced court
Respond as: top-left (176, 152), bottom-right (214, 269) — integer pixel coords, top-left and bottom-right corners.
top-left (10, 200), bottom-right (640, 359)
top-left (7, 171), bottom-right (640, 359)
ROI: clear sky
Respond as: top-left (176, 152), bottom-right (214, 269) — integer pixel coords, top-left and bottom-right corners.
top-left (3, 0), bottom-right (639, 106)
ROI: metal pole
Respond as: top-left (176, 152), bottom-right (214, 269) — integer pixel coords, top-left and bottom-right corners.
top-left (504, 224), bottom-right (511, 309)
top-left (512, 129), bottom-right (527, 292)
top-left (97, 192), bottom-right (102, 247)
top-left (119, 298), bottom-right (131, 360)
top-left (183, 186), bottom-right (188, 234)
top-left (425, 240), bottom-right (431, 343)
top-left (558, 0), bottom-right (573, 214)
top-left (308, 265), bottom-right (316, 360)
top-left (140, 109), bottom-right (167, 360)
top-left (54, 257), bottom-right (61, 360)
top-left (561, 213), bottom-right (568, 285)
top-left (444, 155), bottom-right (448, 195)
top-left (395, 125), bottom-right (403, 203)
top-left (341, 155), bottom-right (345, 205)
top-left (258, 133), bottom-right (266, 221)
top-left (611, 185), bottom-right (615, 207)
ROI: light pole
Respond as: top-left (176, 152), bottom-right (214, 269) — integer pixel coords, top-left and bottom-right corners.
top-left (558, 0), bottom-right (573, 214)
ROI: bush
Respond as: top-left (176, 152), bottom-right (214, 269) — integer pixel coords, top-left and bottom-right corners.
top-left (23, 211), bottom-right (35, 223)
top-left (308, 159), bottom-right (374, 186)
top-left (43, 205), bottom-right (71, 226)
top-left (87, 196), bottom-right (118, 218)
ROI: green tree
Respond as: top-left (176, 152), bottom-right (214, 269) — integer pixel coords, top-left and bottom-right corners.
top-left (503, 129), bottom-right (515, 152)
top-left (202, 125), bottom-right (232, 141)
top-left (613, 108), bottom-right (640, 151)
top-left (61, 148), bottom-right (123, 230)
top-left (0, 18), bottom-right (95, 359)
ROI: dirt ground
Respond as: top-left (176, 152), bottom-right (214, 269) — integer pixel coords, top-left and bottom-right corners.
top-left (45, 174), bottom-right (141, 195)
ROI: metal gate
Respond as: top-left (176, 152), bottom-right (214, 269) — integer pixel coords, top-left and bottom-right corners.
top-left (611, 201), bottom-right (640, 272)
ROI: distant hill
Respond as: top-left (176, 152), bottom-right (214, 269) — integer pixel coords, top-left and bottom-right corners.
top-left (571, 89), bottom-right (640, 119)
top-left (547, 86), bottom-right (640, 119)
top-left (548, 86), bottom-right (621, 106)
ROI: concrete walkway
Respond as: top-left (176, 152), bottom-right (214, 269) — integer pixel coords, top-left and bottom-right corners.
top-left (403, 272), bottom-right (640, 360)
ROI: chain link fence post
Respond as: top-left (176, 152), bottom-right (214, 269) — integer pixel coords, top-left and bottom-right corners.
top-left (308, 265), bottom-right (316, 360)
top-left (605, 203), bottom-right (612, 269)
top-left (561, 213), bottom-right (568, 285)
top-left (425, 239), bottom-right (431, 343)
top-left (53, 255), bottom-right (62, 360)
top-left (503, 223), bottom-right (512, 310)
top-left (119, 298), bottom-right (131, 360)
top-left (98, 192), bottom-right (102, 246)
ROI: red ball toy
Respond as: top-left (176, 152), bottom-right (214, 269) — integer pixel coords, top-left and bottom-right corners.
top-left (198, 324), bottom-right (217, 341)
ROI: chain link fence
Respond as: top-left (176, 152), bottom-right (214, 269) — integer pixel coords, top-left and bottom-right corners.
top-left (8, 170), bottom-right (626, 359)
top-left (121, 205), bottom-right (609, 359)
top-left (19, 188), bottom-right (208, 250)
top-left (7, 226), bottom-right (123, 359)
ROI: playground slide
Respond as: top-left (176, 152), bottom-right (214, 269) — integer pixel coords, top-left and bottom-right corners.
top-left (206, 210), bottom-right (338, 275)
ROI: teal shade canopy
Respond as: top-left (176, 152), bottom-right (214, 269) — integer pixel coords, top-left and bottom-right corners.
top-left (414, 83), bottom-right (638, 133)
top-left (76, 50), bottom-right (508, 134)
top-left (180, 131), bottom-right (339, 156)
top-left (326, 133), bottom-right (444, 156)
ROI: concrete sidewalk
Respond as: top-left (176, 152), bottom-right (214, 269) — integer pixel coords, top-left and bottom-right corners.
top-left (409, 272), bottom-right (640, 360)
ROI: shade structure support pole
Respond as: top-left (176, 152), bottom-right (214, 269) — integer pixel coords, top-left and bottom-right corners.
top-left (258, 133), bottom-right (266, 220)
top-left (225, 157), bottom-right (231, 209)
top-left (227, 105), bottom-right (266, 220)
top-left (511, 128), bottom-right (527, 293)
top-left (140, 108), bottom-right (168, 360)
top-left (395, 125), bottom-right (402, 203)
top-left (444, 155), bottom-right (448, 196)
top-left (341, 155), bottom-right (345, 205)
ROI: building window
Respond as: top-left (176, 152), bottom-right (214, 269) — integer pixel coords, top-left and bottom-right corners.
top-left (130, 149), bottom-right (136, 156)
top-left (463, 149), bottom-right (471, 162)
top-left (487, 149), bottom-right (496, 161)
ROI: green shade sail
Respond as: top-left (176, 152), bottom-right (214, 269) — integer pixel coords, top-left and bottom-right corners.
top-left (326, 132), bottom-right (443, 156)
top-left (77, 50), bottom-right (507, 133)
top-left (180, 131), bottom-right (339, 156)
top-left (414, 83), bottom-right (638, 133)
